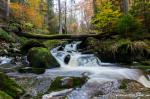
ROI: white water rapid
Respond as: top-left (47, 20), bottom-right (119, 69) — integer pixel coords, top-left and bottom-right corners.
top-left (0, 56), bottom-right (12, 65)
top-left (50, 41), bottom-right (150, 88)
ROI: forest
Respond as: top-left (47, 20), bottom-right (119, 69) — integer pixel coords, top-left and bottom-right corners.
top-left (0, 0), bottom-right (150, 99)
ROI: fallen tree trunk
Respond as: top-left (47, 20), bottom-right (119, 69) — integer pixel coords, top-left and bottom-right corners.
top-left (1, 27), bottom-right (118, 40)
top-left (14, 31), bottom-right (117, 40)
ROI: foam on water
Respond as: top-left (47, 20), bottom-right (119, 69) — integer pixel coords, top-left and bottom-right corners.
top-left (50, 41), bottom-right (150, 88)
top-left (0, 56), bottom-right (12, 65)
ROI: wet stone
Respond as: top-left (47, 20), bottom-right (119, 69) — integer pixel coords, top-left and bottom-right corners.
top-left (48, 76), bottom-right (88, 92)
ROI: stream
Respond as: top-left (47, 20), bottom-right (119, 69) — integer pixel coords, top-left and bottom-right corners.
top-left (0, 56), bottom-right (12, 65)
top-left (42, 41), bottom-right (150, 99)
top-left (50, 41), bottom-right (150, 88)
top-left (1, 41), bottom-right (150, 99)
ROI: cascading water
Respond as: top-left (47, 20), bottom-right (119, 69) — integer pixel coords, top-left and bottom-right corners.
top-left (0, 56), bottom-right (12, 65)
top-left (50, 41), bottom-right (150, 88)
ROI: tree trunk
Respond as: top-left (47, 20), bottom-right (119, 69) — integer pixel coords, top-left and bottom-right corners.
top-left (93, 0), bottom-right (96, 14)
top-left (64, 1), bottom-right (67, 34)
top-left (12, 28), bottom-right (118, 40)
top-left (58, 0), bottom-right (62, 34)
top-left (6, 0), bottom-right (10, 20)
top-left (123, 0), bottom-right (129, 14)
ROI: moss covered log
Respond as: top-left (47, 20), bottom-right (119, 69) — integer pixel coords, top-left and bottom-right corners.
top-left (13, 30), bottom-right (118, 40)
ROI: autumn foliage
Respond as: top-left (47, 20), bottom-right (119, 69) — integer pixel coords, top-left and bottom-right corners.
top-left (92, 2), bottom-right (121, 33)
top-left (10, 2), bottom-right (44, 28)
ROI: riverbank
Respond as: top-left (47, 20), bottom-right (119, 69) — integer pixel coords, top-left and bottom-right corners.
top-left (0, 27), bottom-right (150, 99)
top-left (79, 37), bottom-right (150, 72)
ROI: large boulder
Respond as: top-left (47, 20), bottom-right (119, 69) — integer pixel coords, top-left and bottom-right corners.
top-left (0, 72), bottom-right (25, 99)
top-left (21, 40), bottom-right (46, 54)
top-left (27, 47), bottom-right (60, 68)
top-left (48, 76), bottom-right (88, 92)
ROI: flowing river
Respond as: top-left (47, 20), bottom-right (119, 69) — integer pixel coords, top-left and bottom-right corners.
top-left (1, 41), bottom-right (149, 99)
top-left (49, 41), bottom-right (150, 89)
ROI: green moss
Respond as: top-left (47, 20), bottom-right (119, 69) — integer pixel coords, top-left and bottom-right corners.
top-left (84, 38), bottom-right (133, 63)
top-left (133, 65), bottom-right (150, 70)
top-left (17, 37), bottom-right (28, 45)
top-left (86, 38), bottom-right (150, 63)
top-left (28, 47), bottom-right (60, 68)
top-left (0, 28), bottom-right (14, 42)
top-left (21, 40), bottom-right (46, 54)
top-left (43, 40), bottom-right (66, 49)
top-left (119, 80), bottom-right (128, 89)
top-left (48, 77), bottom-right (87, 92)
top-left (0, 90), bottom-right (13, 99)
top-left (0, 72), bottom-right (24, 99)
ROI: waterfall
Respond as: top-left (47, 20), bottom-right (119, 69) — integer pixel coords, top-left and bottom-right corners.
top-left (50, 41), bottom-right (150, 88)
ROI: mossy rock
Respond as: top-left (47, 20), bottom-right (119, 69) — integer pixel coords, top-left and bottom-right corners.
top-left (27, 47), bottom-right (60, 68)
top-left (48, 76), bottom-right (88, 92)
top-left (17, 37), bottom-right (28, 45)
top-left (98, 40), bottom-right (147, 64)
top-left (79, 37), bottom-right (99, 50)
top-left (43, 40), bottom-right (67, 49)
top-left (119, 80), bottom-right (128, 89)
top-left (21, 40), bottom-right (46, 54)
top-left (0, 72), bottom-right (25, 99)
top-left (0, 90), bottom-right (13, 99)
top-left (119, 79), bottom-right (146, 92)
top-left (18, 67), bottom-right (45, 74)
top-left (0, 28), bottom-right (14, 42)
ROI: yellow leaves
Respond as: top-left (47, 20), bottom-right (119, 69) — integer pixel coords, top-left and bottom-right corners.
top-left (91, 1), bottom-right (121, 33)
top-left (27, 0), bottom-right (41, 8)
top-left (10, 3), bottom-right (22, 10)
top-left (10, 3), bottom-right (24, 20)
top-left (25, 8), bottom-right (36, 17)
top-left (10, 1), bottom-right (44, 28)
top-left (33, 15), bottom-right (44, 28)
top-left (103, 9), bottom-right (113, 13)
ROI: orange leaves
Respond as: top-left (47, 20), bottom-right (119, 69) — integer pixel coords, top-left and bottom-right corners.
top-left (25, 8), bottom-right (36, 17)
top-left (24, 5), bottom-right (44, 28)
top-left (10, 2), bottom-right (44, 28)
top-left (10, 3), bottom-right (22, 10)
top-left (10, 3), bottom-right (24, 19)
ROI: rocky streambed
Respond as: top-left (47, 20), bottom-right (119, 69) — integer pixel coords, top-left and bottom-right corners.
top-left (0, 40), bottom-right (149, 99)
top-left (3, 67), bottom-right (150, 99)
top-left (0, 35), bottom-right (150, 99)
